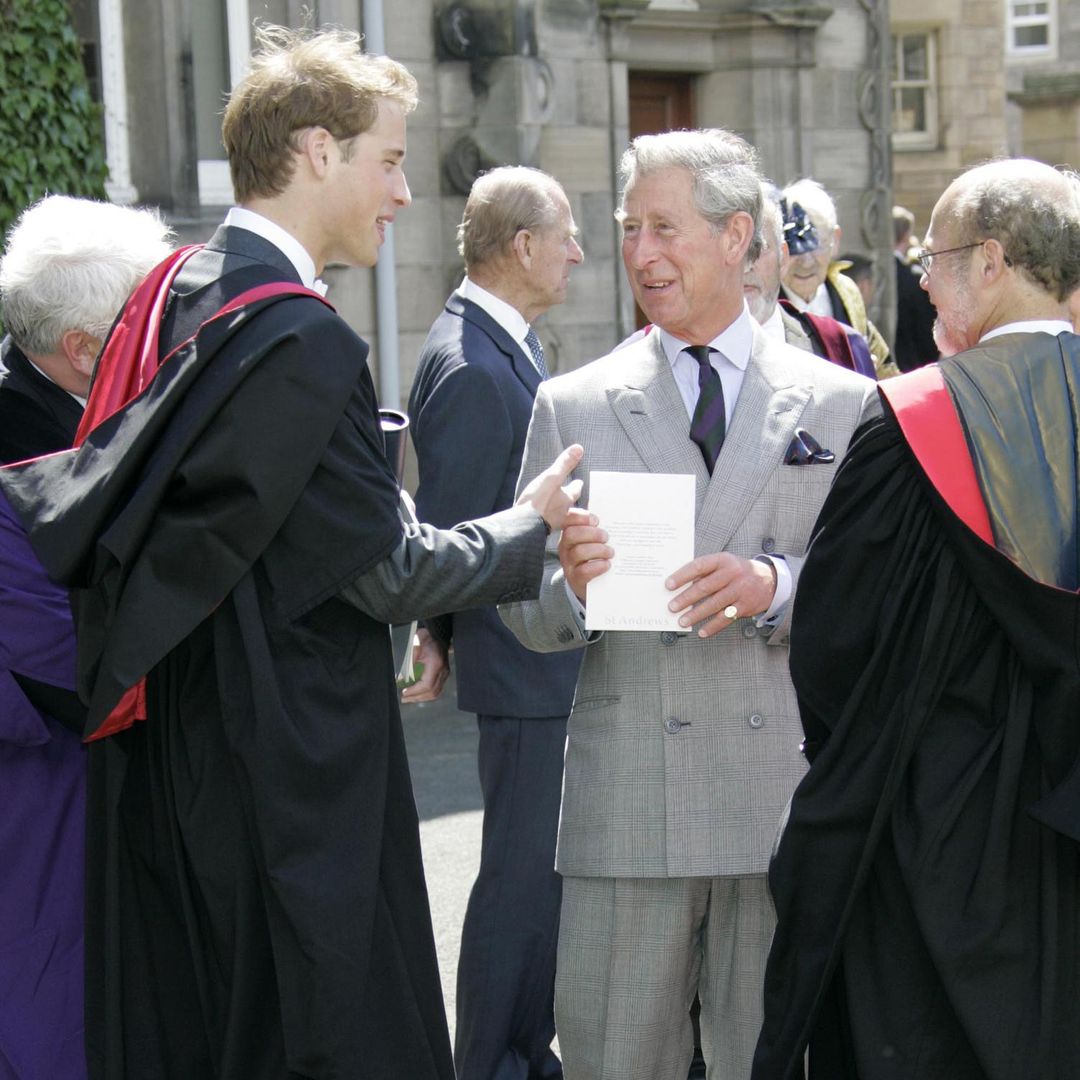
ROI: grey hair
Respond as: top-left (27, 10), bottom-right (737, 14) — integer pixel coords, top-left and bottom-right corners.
top-left (616, 128), bottom-right (764, 262)
top-left (759, 189), bottom-right (784, 255)
top-left (782, 178), bottom-right (838, 236)
top-left (1, 195), bottom-right (173, 355)
top-left (949, 160), bottom-right (1080, 302)
top-left (458, 166), bottom-right (565, 269)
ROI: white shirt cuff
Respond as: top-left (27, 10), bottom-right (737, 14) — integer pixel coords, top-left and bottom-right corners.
top-left (754, 555), bottom-right (791, 626)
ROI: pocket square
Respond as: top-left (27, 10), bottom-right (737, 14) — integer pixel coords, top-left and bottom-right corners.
top-left (784, 429), bottom-right (835, 465)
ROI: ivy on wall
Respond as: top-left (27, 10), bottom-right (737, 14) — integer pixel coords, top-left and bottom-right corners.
top-left (0, 0), bottom-right (108, 239)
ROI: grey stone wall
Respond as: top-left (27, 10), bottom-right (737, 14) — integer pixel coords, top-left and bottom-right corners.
top-left (119, 0), bottom-right (893, 403)
top-left (892, 0), bottom-right (1009, 233)
top-left (1005, 0), bottom-right (1080, 168)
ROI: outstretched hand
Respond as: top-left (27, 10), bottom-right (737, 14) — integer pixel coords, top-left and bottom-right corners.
top-left (516, 444), bottom-right (585, 533)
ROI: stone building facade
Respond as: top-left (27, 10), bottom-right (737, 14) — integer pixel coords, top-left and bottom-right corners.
top-left (889, 0), bottom-right (1080, 245)
top-left (888, 0), bottom-right (1010, 241)
top-left (1005, 0), bottom-right (1080, 168)
top-left (70, 0), bottom-right (893, 410)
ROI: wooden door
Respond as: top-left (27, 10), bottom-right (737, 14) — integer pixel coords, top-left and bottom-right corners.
top-left (626, 74), bottom-right (695, 327)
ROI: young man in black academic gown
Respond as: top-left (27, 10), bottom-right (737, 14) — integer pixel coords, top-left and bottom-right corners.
top-left (753, 160), bottom-right (1080, 1080)
top-left (0, 26), bottom-right (583, 1080)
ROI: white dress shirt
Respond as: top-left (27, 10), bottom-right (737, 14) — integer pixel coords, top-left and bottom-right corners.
top-left (657, 306), bottom-right (754, 429)
top-left (980, 319), bottom-right (1072, 343)
top-left (786, 282), bottom-right (834, 319)
top-left (223, 207), bottom-right (327, 295)
top-left (460, 277), bottom-right (545, 376)
top-left (758, 305), bottom-right (787, 344)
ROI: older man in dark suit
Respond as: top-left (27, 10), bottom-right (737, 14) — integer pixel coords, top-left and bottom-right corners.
top-left (408, 165), bottom-right (584, 1080)
top-left (0, 195), bottom-right (171, 463)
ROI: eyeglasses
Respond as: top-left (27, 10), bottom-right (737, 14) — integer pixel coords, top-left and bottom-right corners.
top-left (911, 240), bottom-right (1010, 274)
top-left (914, 242), bottom-right (986, 274)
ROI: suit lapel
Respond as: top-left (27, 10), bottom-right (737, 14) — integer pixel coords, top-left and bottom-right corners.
top-left (606, 331), bottom-right (710, 483)
top-left (699, 326), bottom-right (811, 549)
top-left (448, 291), bottom-right (541, 396)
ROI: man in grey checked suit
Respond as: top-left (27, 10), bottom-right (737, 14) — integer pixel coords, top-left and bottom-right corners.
top-left (501, 129), bottom-right (879, 1079)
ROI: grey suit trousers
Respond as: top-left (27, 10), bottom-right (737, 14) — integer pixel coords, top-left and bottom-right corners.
top-left (555, 875), bottom-right (772, 1080)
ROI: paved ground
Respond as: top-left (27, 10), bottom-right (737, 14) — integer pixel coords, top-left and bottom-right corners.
top-left (395, 628), bottom-right (563, 1061)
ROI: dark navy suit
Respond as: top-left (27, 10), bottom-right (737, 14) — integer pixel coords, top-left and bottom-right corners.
top-left (408, 288), bottom-right (581, 1080)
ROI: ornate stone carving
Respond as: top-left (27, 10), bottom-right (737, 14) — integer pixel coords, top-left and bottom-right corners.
top-left (855, 0), bottom-right (895, 339)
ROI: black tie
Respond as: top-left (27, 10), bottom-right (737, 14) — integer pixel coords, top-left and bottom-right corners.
top-left (686, 345), bottom-right (726, 472)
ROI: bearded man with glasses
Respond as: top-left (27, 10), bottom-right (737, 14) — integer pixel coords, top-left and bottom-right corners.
top-left (754, 158), bottom-right (1080, 1080)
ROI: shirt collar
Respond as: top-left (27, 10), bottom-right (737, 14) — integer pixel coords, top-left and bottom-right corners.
top-left (758, 304), bottom-right (787, 344)
top-left (785, 282), bottom-right (832, 318)
top-left (461, 277), bottom-right (531, 346)
top-left (224, 207), bottom-right (326, 295)
top-left (980, 319), bottom-right (1073, 344)
top-left (658, 305), bottom-right (755, 372)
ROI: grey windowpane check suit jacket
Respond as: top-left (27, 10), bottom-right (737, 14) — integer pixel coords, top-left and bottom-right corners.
top-left (501, 325), bottom-right (880, 880)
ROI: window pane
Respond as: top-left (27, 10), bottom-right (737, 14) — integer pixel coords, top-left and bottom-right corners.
top-left (1012, 2), bottom-right (1048, 16)
top-left (896, 87), bottom-right (927, 134)
top-left (1014, 24), bottom-right (1050, 47)
top-left (902, 36), bottom-right (928, 80)
top-left (890, 36), bottom-right (900, 81)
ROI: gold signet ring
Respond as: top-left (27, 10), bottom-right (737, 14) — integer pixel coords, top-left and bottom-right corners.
top-left (723, 605), bottom-right (738, 620)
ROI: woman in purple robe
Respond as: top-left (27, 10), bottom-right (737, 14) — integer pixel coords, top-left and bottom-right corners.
top-left (0, 489), bottom-right (86, 1080)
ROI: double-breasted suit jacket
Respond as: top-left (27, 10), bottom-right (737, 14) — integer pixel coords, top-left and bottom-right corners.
top-left (502, 324), bottom-right (879, 879)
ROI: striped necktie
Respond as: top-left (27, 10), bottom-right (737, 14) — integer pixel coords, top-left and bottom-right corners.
top-left (525, 328), bottom-right (549, 379)
top-left (686, 345), bottom-right (726, 473)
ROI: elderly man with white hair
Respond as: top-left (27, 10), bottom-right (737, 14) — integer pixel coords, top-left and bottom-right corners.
top-left (0, 194), bottom-right (173, 463)
top-left (780, 177), bottom-right (896, 377)
top-left (0, 193), bottom-right (171, 1080)
top-left (745, 192), bottom-right (876, 378)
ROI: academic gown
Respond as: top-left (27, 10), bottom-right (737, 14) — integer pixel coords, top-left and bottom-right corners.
top-left (752, 333), bottom-right (1080, 1080)
top-left (0, 230), bottom-right (500, 1080)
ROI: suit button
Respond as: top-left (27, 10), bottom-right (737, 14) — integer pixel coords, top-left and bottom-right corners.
top-left (761, 537), bottom-right (776, 553)
top-left (664, 716), bottom-right (682, 734)
top-left (742, 622), bottom-right (758, 638)
top-left (660, 631), bottom-right (678, 645)
top-left (748, 714), bottom-right (763, 729)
